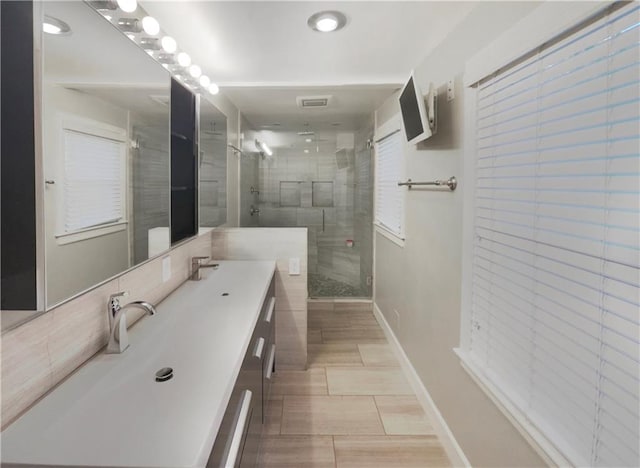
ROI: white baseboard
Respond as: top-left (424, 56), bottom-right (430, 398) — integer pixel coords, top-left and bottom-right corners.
top-left (373, 302), bottom-right (471, 468)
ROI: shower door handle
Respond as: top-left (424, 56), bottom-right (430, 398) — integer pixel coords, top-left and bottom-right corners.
top-left (322, 209), bottom-right (325, 232)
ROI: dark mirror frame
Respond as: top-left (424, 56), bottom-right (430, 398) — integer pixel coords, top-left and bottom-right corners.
top-left (170, 78), bottom-right (199, 244)
top-left (1, 0), bottom-right (39, 311)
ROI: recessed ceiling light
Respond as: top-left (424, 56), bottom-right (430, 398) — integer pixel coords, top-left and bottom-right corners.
top-left (304, 149), bottom-right (310, 154)
top-left (209, 83), bottom-right (219, 95)
top-left (307, 11), bottom-right (347, 33)
top-left (43, 15), bottom-right (71, 35)
top-left (305, 138), bottom-right (312, 143)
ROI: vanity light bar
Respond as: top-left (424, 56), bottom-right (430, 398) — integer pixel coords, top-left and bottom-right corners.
top-left (84, 0), bottom-right (219, 95)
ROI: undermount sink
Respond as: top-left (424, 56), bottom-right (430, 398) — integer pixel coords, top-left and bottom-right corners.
top-left (1, 260), bottom-right (276, 468)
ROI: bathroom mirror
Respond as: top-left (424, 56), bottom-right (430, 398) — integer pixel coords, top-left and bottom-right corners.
top-left (199, 98), bottom-right (228, 228)
top-left (42, 1), bottom-right (171, 307)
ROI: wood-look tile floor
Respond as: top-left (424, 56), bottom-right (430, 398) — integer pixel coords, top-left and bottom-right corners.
top-left (258, 302), bottom-right (451, 468)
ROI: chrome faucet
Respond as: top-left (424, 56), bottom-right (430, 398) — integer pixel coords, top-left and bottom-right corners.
top-left (250, 205), bottom-right (260, 216)
top-left (191, 256), bottom-right (219, 281)
top-left (106, 291), bottom-right (156, 354)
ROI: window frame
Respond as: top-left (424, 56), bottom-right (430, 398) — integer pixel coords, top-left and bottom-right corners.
top-left (457, 3), bottom-right (637, 467)
top-left (55, 114), bottom-right (128, 245)
top-left (373, 113), bottom-right (406, 247)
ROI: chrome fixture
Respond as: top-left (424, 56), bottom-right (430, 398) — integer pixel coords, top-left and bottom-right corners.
top-left (139, 37), bottom-right (161, 50)
top-left (106, 292), bottom-right (156, 354)
top-left (191, 256), bottom-right (219, 281)
top-left (397, 176), bottom-right (457, 191)
top-left (307, 11), bottom-right (347, 33)
top-left (116, 17), bottom-right (142, 33)
top-left (250, 186), bottom-right (259, 195)
top-left (250, 206), bottom-right (260, 217)
top-left (85, 1), bottom-right (220, 96)
top-left (43, 15), bottom-right (72, 35)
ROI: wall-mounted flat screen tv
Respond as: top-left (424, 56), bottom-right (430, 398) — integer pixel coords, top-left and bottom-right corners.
top-left (399, 74), bottom-right (436, 144)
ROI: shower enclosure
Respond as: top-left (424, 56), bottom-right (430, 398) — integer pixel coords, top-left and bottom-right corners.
top-left (240, 123), bottom-right (374, 298)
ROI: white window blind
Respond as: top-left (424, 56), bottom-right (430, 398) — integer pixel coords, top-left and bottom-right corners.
top-left (468, 4), bottom-right (639, 467)
top-left (375, 129), bottom-right (405, 238)
top-left (63, 130), bottom-right (124, 232)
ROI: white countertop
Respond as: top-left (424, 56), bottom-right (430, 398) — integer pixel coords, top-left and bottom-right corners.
top-left (1, 260), bottom-right (276, 468)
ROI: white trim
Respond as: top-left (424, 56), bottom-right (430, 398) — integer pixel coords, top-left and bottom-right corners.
top-left (459, 85), bottom-right (477, 350)
top-left (373, 303), bottom-right (471, 468)
top-left (374, 223), bottom-right (405, 247)
top-left (55, 113), bottom-right (128, 238)
top-left (373, 113), bottom-right (406, 240)
top-left (55, 221), bottom-right (128, 245)
top-left (454, 349), bottom-right (572, 468)
top-left (464, 1), bottom-right (610, 86)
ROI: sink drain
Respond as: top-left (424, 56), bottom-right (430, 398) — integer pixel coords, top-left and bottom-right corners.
top-left (155, 367), bottom-right (173, 382)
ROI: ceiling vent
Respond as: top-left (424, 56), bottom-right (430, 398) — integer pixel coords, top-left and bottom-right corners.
top-left (296, 95), bottom-right (333, 109)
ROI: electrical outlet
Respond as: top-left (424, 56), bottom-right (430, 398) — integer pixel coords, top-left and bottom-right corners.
top-left (394, 309), bottom-right (400, 330)
top-left (289, 257), bottom-right (301, 276)
top-left (447, 79), bottom-right (455, 101)
top-left (162, 256), bottom-right (171, 283)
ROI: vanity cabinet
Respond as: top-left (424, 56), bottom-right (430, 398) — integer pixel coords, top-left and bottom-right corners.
top-left (207, 278), bottom-right (276, 468)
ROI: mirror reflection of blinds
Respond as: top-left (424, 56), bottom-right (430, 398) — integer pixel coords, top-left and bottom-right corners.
top-left (469, 4), bottom-right (639, 467)
top-left (375, 129), bottom-right (404, 237)
top-left (63, 130), bottom-right (123, 232)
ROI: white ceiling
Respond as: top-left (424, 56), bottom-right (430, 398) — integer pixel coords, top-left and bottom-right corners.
top-left (142, 1), bottom-right (477, 139)
top-left (142, 1), bottom-right (477, 87)
top-left (224, 84), bottom-right (397, 131)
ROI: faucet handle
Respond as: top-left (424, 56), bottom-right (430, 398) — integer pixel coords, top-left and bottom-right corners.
top-left (109, 291), bottom-right (128, 301)
top-left (192, 256), bottom-right (209, 262)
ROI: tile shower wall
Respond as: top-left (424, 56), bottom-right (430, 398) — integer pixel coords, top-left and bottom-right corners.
top-left (131, 122), bottom-right (170, 264)
top-left (256, 146), bottom-right (363, 294)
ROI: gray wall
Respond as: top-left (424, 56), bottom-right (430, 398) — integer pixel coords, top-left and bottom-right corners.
top-left (44, 84), bottom-right (130, 306)
top-left (373, 2), bottom-right (548, 467)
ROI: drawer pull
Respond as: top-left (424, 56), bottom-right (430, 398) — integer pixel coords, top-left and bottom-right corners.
top-left (225, 390), bottom-right (252, 468)
top-left (265, 344), bottom-right (276, 380)
top-left (254, 337), bottom-right (265, 360)
top-left (264, 297), bottom-right (276, 323)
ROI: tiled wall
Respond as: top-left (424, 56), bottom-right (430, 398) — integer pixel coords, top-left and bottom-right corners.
top-left (1, 231), bottom-right (213, 429)
top-left (256, 146), bottom-right (361, 290)
top-left (211, 227), bottom-right (308, 370)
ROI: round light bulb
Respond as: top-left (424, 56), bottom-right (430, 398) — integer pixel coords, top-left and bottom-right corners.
top-left (177, 52), bottom-right (191, 67)
top-left (209, 83), bottom-right (219, 95)
top-left (161, 36), bottom-right (177, 53)
top-left (43, 22), bottom-right (62, 34)
top-left (199, 75), bottom-right (211, 88)
top-left (116, 0), bottom-right (137, 13)
top-left (141, 16), bottom-right (160, 35)
top-left (189, 64), bottom-right (202, 78)
top-left (316, 17), bottom-right (338, 32)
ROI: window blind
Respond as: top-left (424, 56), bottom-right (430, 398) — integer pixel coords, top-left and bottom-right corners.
top-left (375, 129), bottom-right (404, 238)
top-left (63, 130), bottom-right (124, 232)
top-left (468, 4), bottom-right (639, 467)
